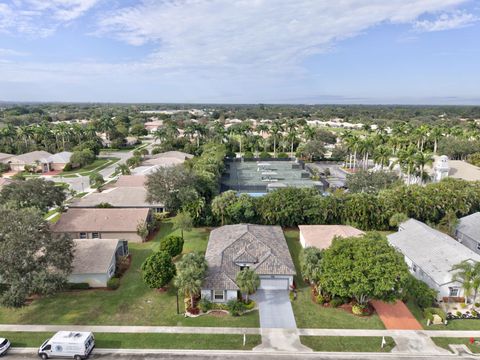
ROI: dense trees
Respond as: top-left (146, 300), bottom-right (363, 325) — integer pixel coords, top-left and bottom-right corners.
top-left (346, 170), bottom-right (400, 194)
top-left (0, 207), bottom-right (74, 307)
top-left (209, 178), bottom-right (480, 230)
top-left (0, 178), bottom-right (66, 213)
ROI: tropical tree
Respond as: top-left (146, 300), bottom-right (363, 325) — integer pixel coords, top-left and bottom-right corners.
top-left (141, 250), bottom-right (176, 289)
top-left (299, 247), bottom-right (323, 285)
top-left (236, 268), bottom-right (260, 302)
top-left (269, 121), bottom-right (283, 158)
top-left (174, 252), bottom-right (207, 309)
top-left (373, 145), bottom-right (392, 169)
top-left (451, 260), bottom-right (480, 304)
top-left (160, 235), bottom-right (184, 257)
top-left (116, 163), bottom-right (131, 175)
top-left (172, 211), bottom-right (193, 239)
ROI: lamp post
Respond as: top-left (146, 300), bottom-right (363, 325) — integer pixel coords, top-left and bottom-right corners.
top-left (176, 289), bottom-right (180, 315)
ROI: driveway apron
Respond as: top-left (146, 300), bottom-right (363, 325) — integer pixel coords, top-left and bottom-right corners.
top-left (255, 290), bottom-right (297, 329)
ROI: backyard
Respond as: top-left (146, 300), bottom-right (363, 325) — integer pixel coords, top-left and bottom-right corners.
top-left (285, 229), bottom-right (385, 329)
top-left (0, 220), bottom-right (259, 328)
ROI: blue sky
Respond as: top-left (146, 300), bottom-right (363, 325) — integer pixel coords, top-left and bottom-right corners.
top-left (0, 0), bottom-right (479, 104)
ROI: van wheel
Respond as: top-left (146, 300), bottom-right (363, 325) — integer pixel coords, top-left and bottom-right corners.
top-left (40, 354), bottom-right (48, 360)
top-left (74, 356), bottom-right (82, 360)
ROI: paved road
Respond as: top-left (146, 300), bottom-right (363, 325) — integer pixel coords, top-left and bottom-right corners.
top-left (6, 349), bottom-right (473, 360)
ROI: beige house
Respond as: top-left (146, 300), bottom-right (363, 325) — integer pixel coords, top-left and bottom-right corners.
top-left (52, 208), bottom-right (151, 243)
top-left (46, 151), bottom-right (72, 171)
top-left (144, 120), bottom-right (164, 133)
top-left (298, 225), bottom-right (365, 249)
top-left (69, 239), bottom-right (129, 288)
top-left (7, 151), bottom-right (53, 172)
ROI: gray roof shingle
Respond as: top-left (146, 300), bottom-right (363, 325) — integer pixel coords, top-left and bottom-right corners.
top-left (457, 212), bottom-right (480, 243)
top-left (203, 224), bottom-right (296, 290)
top-left (387, 219), bottom-right (480, 286)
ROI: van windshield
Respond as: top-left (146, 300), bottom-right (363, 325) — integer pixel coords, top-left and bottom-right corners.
top-left (0, 339), bottom-right (8, 347)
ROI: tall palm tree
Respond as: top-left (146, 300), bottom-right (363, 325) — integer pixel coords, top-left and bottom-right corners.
top-left (414, 151), bottom-right (434, 184)
top-left (429, 127), bottom-right (443, 154)
top-left (269, 121), bottom-right (283, 158)
top-left (236, 269), bottom-right (260, 303)
top-left (174, 268), bottom-right (203, 310)
top-left (373, 145), bottom-right (392, 169)
top-left (395, 146), bottom-right (417, 185)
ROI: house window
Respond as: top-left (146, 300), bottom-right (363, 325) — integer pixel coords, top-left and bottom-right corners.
top-left (213, 290), bottom-right (224, 301)
top-left (92, 232), bottom-right (100, 239)
top-left (476, 242), bottom-right (480, 251)
top-left (79, 232), bottom-right (87, 239)
top-left (412, 264), bottom-right (417, 272)
top-left (449, 287), bottom-right (459, 297)
top-left (108, 263), bottom-right (115, 277)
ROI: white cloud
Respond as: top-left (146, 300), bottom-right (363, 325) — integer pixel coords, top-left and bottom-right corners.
top-left (0, 0), bottom-right (99, 36)
top-left (0, 48), bottom-right (29, 57)
top-left (96, 0), bottom-right (472, 70)
top-left (414, 11), bottom-right (478, 32)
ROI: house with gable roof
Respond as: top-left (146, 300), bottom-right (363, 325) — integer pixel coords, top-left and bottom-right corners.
top-left (201, 224), bottom-right (296, 303)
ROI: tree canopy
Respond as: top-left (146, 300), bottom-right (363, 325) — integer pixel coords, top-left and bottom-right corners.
top-left (318, 233), bottom-right (409, 305)
top-left (0, 207), bottom-right (74, 307)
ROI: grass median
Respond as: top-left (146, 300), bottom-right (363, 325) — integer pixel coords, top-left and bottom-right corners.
top-left (3, 332), bottom-right (262, 350)
top-left (432, 338), bottom-right (480, 353)
top-left (300, 336), bottom-right (395, 352)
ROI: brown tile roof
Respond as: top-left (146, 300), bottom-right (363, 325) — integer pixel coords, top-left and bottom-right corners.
top-left (203, 224), bottom-right (296, 290)
top-left (299, 225), bottom-right (364, 249)
top-left (52, 208), bottom-right (149, 233)
top-left (115, 175), bottom-right (147, 187)
top-left (72, 239), bottom-right (121, 274)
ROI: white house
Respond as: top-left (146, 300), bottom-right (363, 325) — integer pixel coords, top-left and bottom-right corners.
top-left (69, 239), bottom-right (129, 287)
top-left (388, 219), bottom-right (480, 301)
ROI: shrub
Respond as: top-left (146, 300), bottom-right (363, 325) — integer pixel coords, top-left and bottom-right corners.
top-left (243, 151), bottom-right (254, 159)
top-left (277, 152), bottom-right (289, 159)
top-left (63, 163), bottom-right (73, 172)
top-left (107, 277), bottom-right (120, 290)
top-left (476, 302), bottom-right (480, 307)
top-left (67, 282), bottom-right (90, 290)
top-left (330, 298), bottom-right (343, 308)
top-left (244, 300), bottom-right (256, 310)
top-left (352, 304), bottom-right (366, 315)
top-left (424, 307), bottom-right (447, 323)
top-left (115, 256), bottom-right (130, 277)
top-left (227, 299), bottom-right (246, 316)
top-left (187, 307), bottom-right (200, 315)
top-left (198, 298), bottom-right (212, 313)
top-left (456, 310), bottom-right (462, 317)
top-left (152, 147), bottom-right (162, 155)
top-left (141, 250), bottom-right (176, 289)
top-left (315, 294), bottom-right (325, 305)
top-left (472, 310), bottom-right (478, 317)
top-left (289, 291), bottom-right (295, 301)
top-left (160, 235), bottom-right (184, 257)
top-left (211, 303), bottom-right (229, 311)
top-left (404, 275), bottom-right (437, 309)
top-left (259, 151), bottom-right (271, 159)
top-left (460, 303), bottom-right (467, 309)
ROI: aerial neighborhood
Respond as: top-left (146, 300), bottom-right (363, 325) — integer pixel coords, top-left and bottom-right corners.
top-left (2, 104), bottom-right (480, 356)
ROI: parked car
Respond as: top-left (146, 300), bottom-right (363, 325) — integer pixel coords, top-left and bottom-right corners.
top-left (0, 337), bottom-right (11, 356)
top-left (37, 331), bottom-right (95, 360)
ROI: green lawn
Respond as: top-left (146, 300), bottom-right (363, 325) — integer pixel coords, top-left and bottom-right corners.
top-left (432, 338), bottom-right (480, 353)
top-left (300, 336), bottom-right (395, 352)
top-left (406, 300), bottom-right (480, 330)
top-left (285, 229), bottom-right (385, 329)
top-left (3, 331), bottom-right (261, 350)
top-left (59, 157), bottom-right (120, 176)
top-left (0, 220), bottom-right (259, 328)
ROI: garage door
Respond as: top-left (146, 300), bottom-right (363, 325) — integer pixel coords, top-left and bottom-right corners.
top-left (259, 278), bottom-right (289, 290)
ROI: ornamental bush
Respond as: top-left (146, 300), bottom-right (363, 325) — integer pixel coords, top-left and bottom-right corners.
top-left (259, 151), bottom-right (271, 159)
top-left (141, 251), bottom-right (176, 289)
top-left (198, 298), bottom-right (212, 313)
top-left (243, 151), bottom-right (254, 159)
top-left (107, 277), bottom-right (120, 290)
top-left (277, 152), bottom-right (289, 159)
top-left (160, 235), bottom-right (184, 257)
top-left (227, 299), bottom-right (246, 316)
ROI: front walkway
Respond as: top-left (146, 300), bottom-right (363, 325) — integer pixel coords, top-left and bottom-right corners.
top-left (371, 300), bottom-right (423, 330)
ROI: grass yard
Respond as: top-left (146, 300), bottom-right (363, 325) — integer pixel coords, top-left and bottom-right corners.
top-left (300, 336), bottom-right (395, 352)
top-left (3, 332), bottom-right (262, 350)
top-left (0, 220), bottom-right (259, 328)
top-left (59, 157), bottom-right (120, 176)
top-left (285, 229), bottom-right (385, 329)
top-left (432, 338), bottom-right (480, 353)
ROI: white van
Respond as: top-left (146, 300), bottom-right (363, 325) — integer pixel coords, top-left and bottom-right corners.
top-left (38, 331), bottom-right (95, 360)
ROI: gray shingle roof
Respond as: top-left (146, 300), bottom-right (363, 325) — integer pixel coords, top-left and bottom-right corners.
top-left (387, 219), bottom-right (480, 286)
top-left (72, 239), bottom-right (120, 274)
top-left (69, 187), bottom-right (163, 208)
top-left (457, 212), bottom-right (480, 243)
top-left (47, 151), bottom-right (72, 164)
top-left (203, 224), bottom-right (296, 290)
top-left (9, 151), bottom-right (53, 164)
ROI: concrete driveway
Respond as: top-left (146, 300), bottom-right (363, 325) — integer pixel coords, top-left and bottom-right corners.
top-left (254, 290), bottom-right (297, 329)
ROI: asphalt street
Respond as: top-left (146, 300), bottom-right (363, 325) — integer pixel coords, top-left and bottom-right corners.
top-left (5, 349), bottom-right (474, 360)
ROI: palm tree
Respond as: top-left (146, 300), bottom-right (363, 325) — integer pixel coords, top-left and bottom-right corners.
top-left (373, 145), bottom-right (392, 169)
top-left (452, 261), bottom-right (480, 304)
top-left (174, 268), bottom-right (203, 310)
top-left (116, 163), bottom-right (131, 175)
top-left (414, 151), bottom-right (434, 184)
top-left (395, 146), bottom-right (416, 185)
top-left (236, 268), bottom-right (260, 303)
top-left (429, 127), bottom-right (443, 154)
top-left (269, 121), bottom-right (283, 158)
